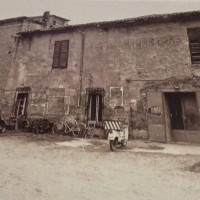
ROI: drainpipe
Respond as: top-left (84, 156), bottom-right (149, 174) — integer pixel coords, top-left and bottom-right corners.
top-left (77, 29), bottom-right (85, 107)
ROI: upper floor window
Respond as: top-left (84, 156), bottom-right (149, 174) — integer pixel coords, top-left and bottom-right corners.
top-left (187, 28), bottom-right (200, 64)
top-left (52, 40), bottom-right (69, 68)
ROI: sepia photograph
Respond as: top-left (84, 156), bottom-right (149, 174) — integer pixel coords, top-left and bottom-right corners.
top-left (0, 0), bottom-right (200, 199)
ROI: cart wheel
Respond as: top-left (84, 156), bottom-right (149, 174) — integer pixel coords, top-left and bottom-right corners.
top-left (52, 123), bottom-right (65, 135)
top-left (110, 139), bottom-right (117, 151)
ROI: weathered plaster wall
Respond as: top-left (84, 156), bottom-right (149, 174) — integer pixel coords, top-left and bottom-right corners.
top-left (0, 20), bottom-right (43, 117)
top-left (0, 22), bottom-right (23, 113)
top-left (5, 20), bottom-right (200, 137)
top-left (5, 31), bottom-right (83, 119)
top-left (81, 21), bottom-right (197, 134)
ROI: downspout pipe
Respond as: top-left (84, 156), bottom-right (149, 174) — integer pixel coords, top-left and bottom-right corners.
top-left (77, 29), bottom-right (85, 107)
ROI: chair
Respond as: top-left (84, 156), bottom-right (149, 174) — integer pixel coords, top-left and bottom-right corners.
top-left (85, 121), bottom-right (101, 138)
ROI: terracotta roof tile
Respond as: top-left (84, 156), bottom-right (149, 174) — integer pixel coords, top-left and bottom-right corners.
top-left (19, 10), bottom-right (200, 36)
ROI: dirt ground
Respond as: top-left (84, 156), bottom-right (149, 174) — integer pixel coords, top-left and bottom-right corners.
top-left (0, 132), bottom-right (200, 200)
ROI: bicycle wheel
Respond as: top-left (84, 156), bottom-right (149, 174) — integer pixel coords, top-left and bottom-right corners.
top-left (65, 122), bottom-right (73, 135)
top-left (52, 123), bottom-right (65, 135)
top-left (77, 122), bottom-right (86, 138)
top-left (65, 121), bottom-right (80, 137)
top-left (72, 122), bottom-right (80, 137)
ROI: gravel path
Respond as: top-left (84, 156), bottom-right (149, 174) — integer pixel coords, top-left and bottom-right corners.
top-left (0, 134), bottom-right (200, 200)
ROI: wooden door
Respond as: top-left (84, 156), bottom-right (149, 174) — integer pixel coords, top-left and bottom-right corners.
top-left (147, 92), bottom-right (166, 142)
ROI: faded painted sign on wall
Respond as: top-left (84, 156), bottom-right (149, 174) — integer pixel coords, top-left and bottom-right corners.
top-left (110, 87), bottom-right (123, 109)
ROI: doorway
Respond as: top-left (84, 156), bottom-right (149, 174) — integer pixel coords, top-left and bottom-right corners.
top-left (165, 92), bottom-right (200, 142)
top-left (165, 93), bottom-right (184, 130)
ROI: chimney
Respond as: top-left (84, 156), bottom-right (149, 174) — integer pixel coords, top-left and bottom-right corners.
top-left (42, 11), bottom-right (50, 28)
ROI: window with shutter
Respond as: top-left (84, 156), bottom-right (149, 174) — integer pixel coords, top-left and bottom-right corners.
top-left (52, 40), bottom-right (69, 68)
top-left (187, 28), bottom-right (200, 64)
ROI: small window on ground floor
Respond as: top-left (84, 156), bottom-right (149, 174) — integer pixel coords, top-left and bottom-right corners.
top-left (86, 88), bottom-right (105, 122)
top-left (12, 87), bottom-right (31, 118)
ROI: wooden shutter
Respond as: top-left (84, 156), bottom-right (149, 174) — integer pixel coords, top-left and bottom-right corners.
top-left (188, 28), bottom-right (200, 64)
top-left (52, 41), bottom-right (61, 68)
top-left (52, 40), bottom-right (69, 68)
top-left (60, 40), bottom-right (69, 68)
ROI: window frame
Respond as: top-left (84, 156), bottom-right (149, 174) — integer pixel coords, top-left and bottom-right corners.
top-left (52, 40), bottom-right (69, 69)
top-left (12, 87), bottom-right (31, 118)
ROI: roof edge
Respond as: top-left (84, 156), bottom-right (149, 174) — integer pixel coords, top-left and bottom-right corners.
top-left (0, 16), bottom-right (44, 25)
top-left (0, 13), bottom-right (69, 26)
top-left (0, 16), bottom-right (28, 25)
top-left (19, 10), bottom-right (200, 36)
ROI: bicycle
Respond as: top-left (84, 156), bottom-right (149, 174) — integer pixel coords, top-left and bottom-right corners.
top-left (52, 116), bottom-right (86, 137)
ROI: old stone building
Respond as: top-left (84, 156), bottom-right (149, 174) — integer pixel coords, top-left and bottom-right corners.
top-left (0, 11), bottom-right (69, 113)
top-left (2, 10), bottom-right (200, 143)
